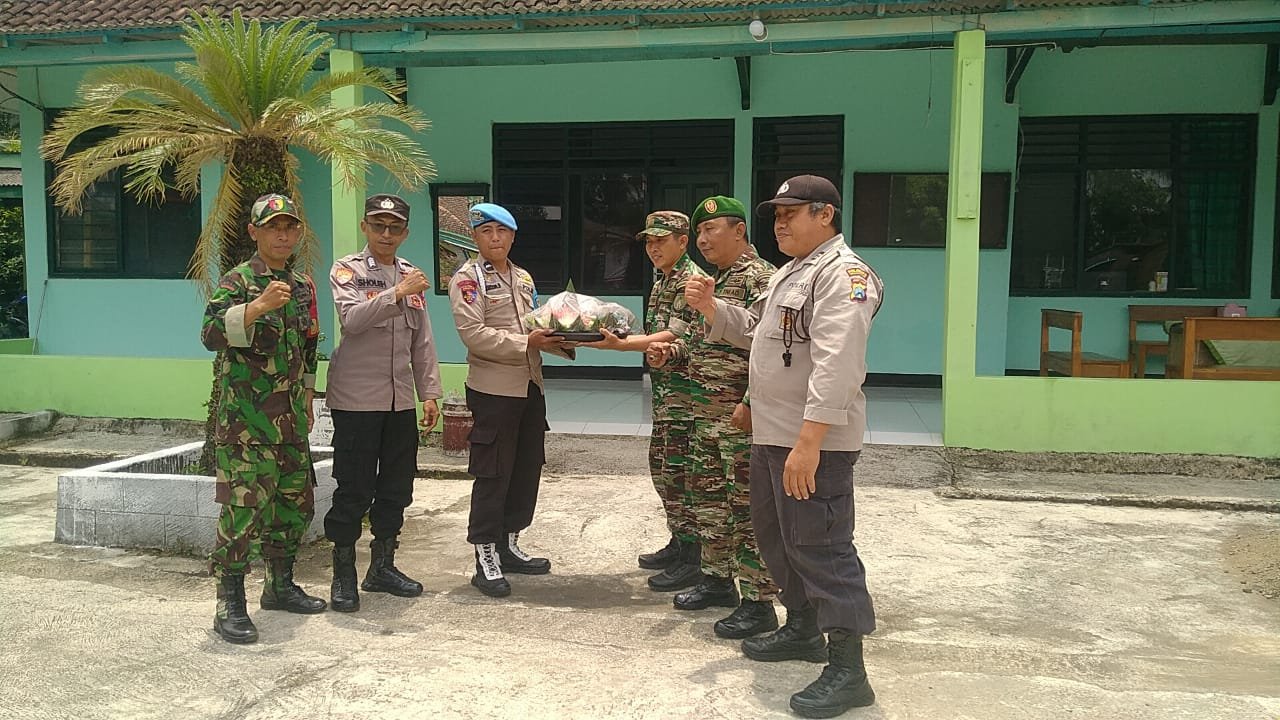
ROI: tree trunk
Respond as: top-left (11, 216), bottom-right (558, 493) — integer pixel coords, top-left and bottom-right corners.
top-left (196, 137), bottom-right (291, 474)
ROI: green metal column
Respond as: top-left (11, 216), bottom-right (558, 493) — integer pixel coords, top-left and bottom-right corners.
top-left (329, 49), bottom-right (366, 345)
top-left (941, 29), bottom-right (986, 444)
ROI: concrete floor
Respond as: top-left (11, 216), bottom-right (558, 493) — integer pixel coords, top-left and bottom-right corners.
top-left (0, 437), bottom-right (1277, 720)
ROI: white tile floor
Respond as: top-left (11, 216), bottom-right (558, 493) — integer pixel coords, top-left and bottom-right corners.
top-left (543, 378), bottom-right (942, 446)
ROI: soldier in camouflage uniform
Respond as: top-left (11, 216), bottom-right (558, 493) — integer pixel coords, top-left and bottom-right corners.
top-left (200, 193), bottom-right (326, 644)
top-left (584, 211), bottom-right (709, 591)
top-left (651, 196), bottom-right (780, 639)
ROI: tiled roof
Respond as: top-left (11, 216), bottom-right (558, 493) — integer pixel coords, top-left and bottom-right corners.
top-left (0, 0), bottom-right (1200, 36)
top-left (0, 169), bottom-right (22, 186)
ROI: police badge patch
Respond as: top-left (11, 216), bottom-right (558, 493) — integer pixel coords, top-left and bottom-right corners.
top-left (458, 279), bottom-right (480, 305)
top-left (408, 294), bottom-right (424, 309)
top-left (333, 266), bottom-right (354, 285)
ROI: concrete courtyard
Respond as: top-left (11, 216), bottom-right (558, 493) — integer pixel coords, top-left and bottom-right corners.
top-left (0, 435), bottom-right (1277, 720)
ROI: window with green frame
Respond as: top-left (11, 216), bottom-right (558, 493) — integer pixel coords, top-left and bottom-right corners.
top-left (1010, 115), bottom-right (1255, 297)
top-left (45, 116), bottom-right (200, 278)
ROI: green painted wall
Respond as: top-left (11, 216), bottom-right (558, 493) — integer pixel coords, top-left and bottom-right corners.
top-left (411, 49), bottom-right (1016, 374)
top-left (1005, 45), bottom-right (1280, 371)
top-left (13, 43), bottom-right (1277, 386)
top-left (941, 38), bottom-right (1280, 459)
top-left (0, 355), bottom-right (470, 420)
top-left (0, 338), bottom-right (34, 354)
top-left (947, 375), bottom-right (1280, 457)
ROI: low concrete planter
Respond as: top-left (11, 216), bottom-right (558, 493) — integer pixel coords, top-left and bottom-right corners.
top-left (55, 442), bottom-right (335, 555)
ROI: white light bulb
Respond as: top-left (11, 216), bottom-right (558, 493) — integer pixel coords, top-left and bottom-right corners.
top-left (748, 20), bottom-right (767, 42)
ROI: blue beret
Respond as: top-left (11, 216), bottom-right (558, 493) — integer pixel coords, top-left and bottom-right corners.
top-left (469, 203), bottom-right (518, 231)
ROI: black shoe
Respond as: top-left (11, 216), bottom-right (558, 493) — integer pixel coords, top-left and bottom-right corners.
top-left (638, 535), bottom-right (680, 570)
top-left (213, 574), bottom-right (258, 644)
top-left (714, 599), bottom-right (779, 639)
top-left (330, 545), bottom-right (360, 613)
top-left (497, 532), bottom-right (551, 575)
top-left (471, 543), bottom-right (511, 598)
top-left (741, 606), bottom-right (827, 663)
top-left (648, 539), bottom-right (703, 592)
top-left (362, 537), bottom-right (424, 597)
top-left (789, 631), bottom-right (876, 717)
top-left (647, 563), bottom-right (703, 592)
top-left (260, 557), bottom-right (327, 614)
top-left (673, 575), bottom-right (738, 611)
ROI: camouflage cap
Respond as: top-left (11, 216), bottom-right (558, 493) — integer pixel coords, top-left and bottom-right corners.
top-left (250, 193), bottom-right (300, 226)
top-left (635, 210), bottom-right (691, 240)
top-left (691, 195), bottom-right (747, 229)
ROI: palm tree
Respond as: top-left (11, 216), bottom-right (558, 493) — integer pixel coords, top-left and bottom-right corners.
top-left (41, 10), bottom-right (436, 471)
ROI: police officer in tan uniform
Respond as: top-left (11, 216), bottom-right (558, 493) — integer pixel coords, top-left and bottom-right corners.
top-left (448, 202), bottom-right (573, 598)
top-left (324, 194), bottom-right (443, 612)
top-left (687, 175), bottom-right (884, 718)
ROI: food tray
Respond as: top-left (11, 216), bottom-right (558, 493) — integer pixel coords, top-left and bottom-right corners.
top-left (550, 331), bottom-right (629, 342)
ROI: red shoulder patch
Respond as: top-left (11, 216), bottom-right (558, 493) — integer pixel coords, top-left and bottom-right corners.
top-left (457, 279), bottom-right (479, 305)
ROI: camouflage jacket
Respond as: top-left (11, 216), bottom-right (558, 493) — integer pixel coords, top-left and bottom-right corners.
top-left (646, 254), bottom-right (710, 423)
top-left (201, 254), bottom-right (319, 445)
top-left (671, 245), bottom-right (775, 421)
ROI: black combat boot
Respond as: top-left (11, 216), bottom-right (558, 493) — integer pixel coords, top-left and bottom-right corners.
top-left (741, 605), bottom-right (828, 663)
top-left (330, 545), bottom-right (360, 612)
top-left (361, 537), bottom-right (424, 597)
top-left (788, 630), bottom-right (875, 718)
top-left (647, 540), bottom-right (703, 592)
top-left (213, 574), bottom-right (258, 645)
top-left (471, 543), bottom-right (511, 598)
top-left (497, 532), bottom-right (551, 575)
top-left (713, 598), bottom-right (780, 639)
top-left (260, 556), bottom-right (327, 613)
top-left (637, 535), bottom-right (681, 570)
top-left (673, 574), bottom-right (739, 611)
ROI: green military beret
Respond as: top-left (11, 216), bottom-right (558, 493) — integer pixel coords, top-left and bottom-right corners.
top-left (690, 195), bottom-right (747, 229)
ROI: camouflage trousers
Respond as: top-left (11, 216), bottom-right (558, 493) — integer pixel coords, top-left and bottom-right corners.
top-left (208, 443), bottom-right (315, 578)
top-left (687, 423), bottom-right (777, 601)
top-left (648, 420), bottom-right (695, 543)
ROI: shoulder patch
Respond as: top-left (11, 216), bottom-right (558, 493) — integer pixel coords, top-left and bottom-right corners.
top-left (457, 278), bottom-right (480, 305)
top-left (333, 266), bottom-right (354, 285)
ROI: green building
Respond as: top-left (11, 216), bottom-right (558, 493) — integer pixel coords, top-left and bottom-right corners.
top-left (0, 1), bottom-right (1277, 456)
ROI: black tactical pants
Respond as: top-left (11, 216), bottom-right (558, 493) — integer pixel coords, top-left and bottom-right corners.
top-left (465, 382), bottom-right (547, 545)
top-left (324, 409), bottom-right (418, 545)
top-left (749, 444), bottom-right (876, 636)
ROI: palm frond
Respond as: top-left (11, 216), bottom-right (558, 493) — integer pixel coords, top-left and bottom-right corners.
top-left (298, 68), bottom-right (405, 108)
top-left (174, 141), bottom-right (231, 198)
top-left (189, 161), bottom-right (244, 295)
top-left (76, 65), bottom-right (228, 130)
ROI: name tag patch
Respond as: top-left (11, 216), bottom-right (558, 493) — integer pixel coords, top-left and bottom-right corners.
top-left (356, 278), bottom-right (387, 289)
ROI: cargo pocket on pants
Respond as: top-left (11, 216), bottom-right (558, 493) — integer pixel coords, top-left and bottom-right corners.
top-left (789, 493), bottom-right (853, 547)
top-left (467, 424), bottom-right (500, 478)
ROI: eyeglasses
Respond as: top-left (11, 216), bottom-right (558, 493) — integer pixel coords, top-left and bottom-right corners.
top-left (367, 221), bottom-right (408, 236)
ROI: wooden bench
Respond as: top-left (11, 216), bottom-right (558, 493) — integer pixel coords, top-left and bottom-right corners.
top-left (1166, 317), bottom-right (1280, 380)
top-left (1040, 309), bottom-right (1130, 378)
top-left (1128, 304), bottom-right (1221, 378)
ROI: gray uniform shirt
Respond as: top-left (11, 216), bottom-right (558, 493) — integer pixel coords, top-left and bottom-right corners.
top-left (326, 247), bottom-right (443, 411)
top-left (707, 234), bottom-right (883, 451)
top-left (448, 257), bottom-right (574, 398)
